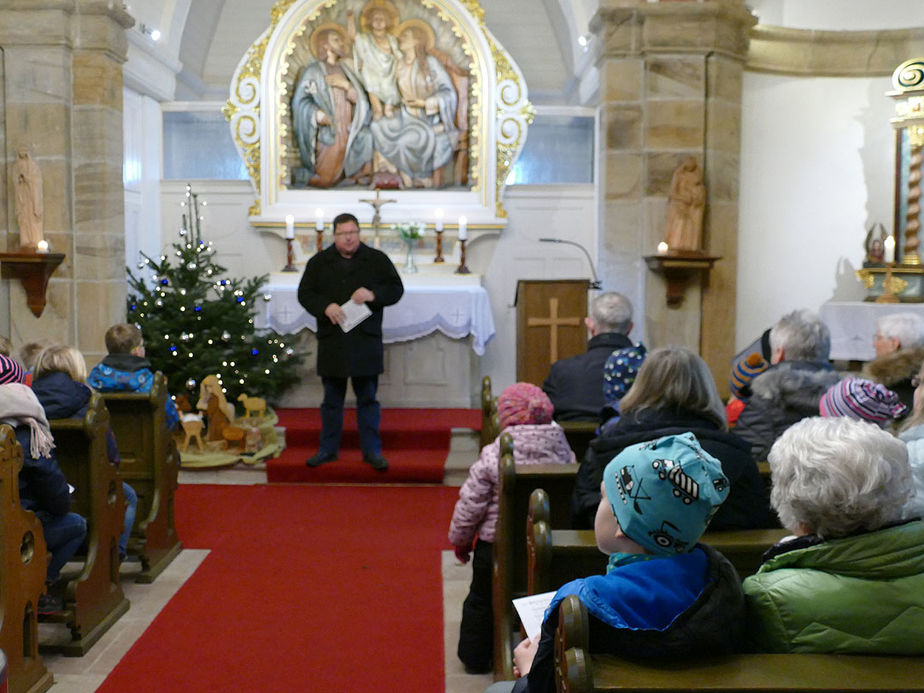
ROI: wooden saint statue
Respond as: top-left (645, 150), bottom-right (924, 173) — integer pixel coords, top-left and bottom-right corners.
top-left (13, 147), bottom-right (44, 251)
top-left (664, 157), bottom-right (706, 251)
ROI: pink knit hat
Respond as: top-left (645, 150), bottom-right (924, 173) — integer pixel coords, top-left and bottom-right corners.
top-left (0, 354), bottom-right (25, 385)
top-left (498, 382), bottom-right (553, 429)
top-left (819, 377), bottom-right (907, 428)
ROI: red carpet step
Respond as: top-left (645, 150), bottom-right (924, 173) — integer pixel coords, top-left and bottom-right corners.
top-left (267, 407), bottom-right (482, 484)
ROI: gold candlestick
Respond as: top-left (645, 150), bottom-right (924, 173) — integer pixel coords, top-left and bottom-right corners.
top-left (876, 262), bottom-right (901, 303)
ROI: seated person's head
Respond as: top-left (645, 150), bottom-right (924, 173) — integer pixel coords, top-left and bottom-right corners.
top-left (104, 323), bottom-right (144, 356)
top-left (16, 341), bottom-right (48, 372)
top-left (819, 377), bottom-right (907, 428)
top-left (0, 354), bottom-right (26, 385)
top-left (769, 309), bottom-right (830, 364)
top-left (32, 344), bottom-right (88, 384)
top-left (0, 335), bottom-right (11, 357)
top-left (603, 345), bottom-right (646, 408)
top-left (873, 312), bottom-right (924, 358)
top-left (497, 382), bottom-right (553, 430)
top-left (597, 432), bottom-right (729, 555)
top-left (618, 346), bottom-right (726, 430)
top-left (588, 292), bottom-right (632, 336)
top-left (768, 417), bottom-right (911, 539)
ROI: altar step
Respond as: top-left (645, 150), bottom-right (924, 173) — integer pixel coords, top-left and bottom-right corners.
top-left (268, 408), bottom-right (481, 484)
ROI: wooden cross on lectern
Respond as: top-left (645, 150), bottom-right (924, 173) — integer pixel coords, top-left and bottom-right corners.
top-left (527, 297), bottom-right (582, 363)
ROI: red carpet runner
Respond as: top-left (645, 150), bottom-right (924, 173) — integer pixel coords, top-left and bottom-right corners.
top-left (267, 407), bottom-right (481, 484)
top-left (99, 483), bottom-right (459, 692)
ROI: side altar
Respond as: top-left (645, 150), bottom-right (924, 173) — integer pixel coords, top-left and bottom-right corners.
top-left (258, 258), bottom-right (494, 408)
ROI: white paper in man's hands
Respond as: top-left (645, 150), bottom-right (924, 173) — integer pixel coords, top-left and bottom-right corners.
top-left (513, 591), bottom-right (557, 640)
top-left (339, 299), bottom-right (372, 333)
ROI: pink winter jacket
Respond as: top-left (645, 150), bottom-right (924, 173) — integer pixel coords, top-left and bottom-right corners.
top-left (448, 423), bottom-right (576, 547)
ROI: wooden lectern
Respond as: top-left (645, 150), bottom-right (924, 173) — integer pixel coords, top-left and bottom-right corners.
top-left (515, 279), bottom-right (590, 385)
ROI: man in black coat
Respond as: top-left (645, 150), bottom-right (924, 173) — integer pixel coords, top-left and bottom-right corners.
top-left (541, 292), bottom-right (640, 421)
top-left (297, 212), bottom-right (404, 470)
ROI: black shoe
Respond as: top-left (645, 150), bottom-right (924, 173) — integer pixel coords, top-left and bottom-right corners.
top-left (38, 592), bottom-right (63, 616)
top-left (463, 663), bottom-right (492, 676)
top-left (363, 454), bottom-right (388, 471)
top-left (305, 451), bottom-right (337, 467)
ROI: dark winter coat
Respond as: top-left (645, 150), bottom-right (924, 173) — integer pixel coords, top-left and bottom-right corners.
top-left (542, 332), bottom-right (636, 422)
top-left (733, 360), bottom-right (840, 461)
top-left (572, 407), bottom-right (773, 530)
top-left (297, 242), bottom-right (404, 378)
top-left (862, 346), bottom-right (924, 413)
top-left (32, 372), bottom-right (120, 465)
top-left (15, 425), bottom-right (71, 517)
top-left (511, 544), bottom-right (746, 693)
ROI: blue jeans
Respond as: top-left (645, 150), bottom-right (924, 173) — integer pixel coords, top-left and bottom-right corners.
top-left (121, 482), bottom-right (137, 558)
top-left (37, 511), bottom-right (87, 583)
top-left (319, 375), bottom-right (381, 457)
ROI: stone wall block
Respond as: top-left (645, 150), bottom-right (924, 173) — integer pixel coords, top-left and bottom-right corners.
top-left (73, 161), bottom-right (123, 225)
top-left (73, 232), bottom-right (125, 281)
top-left (604, 104), bottom-right (643, 150)
top-left (601, 200), bottom-right (643, 253)
top-left (705, 100), bottom-right (741, 156)
top-left (9, 278), bottom-right (72, 346)
top-left (646, 57), bottom-right (705, 99)
top-left (75, 279), bottom-right (127, 360)
top-left (601, 60), bottom-right (644, 102)
top-left (706, 55), bottom-right (743, 101)
top-left (4, 46), bottom-right (71, 103)
top-left (5, 103), bottom-right (70, 156)
top-left (645, 152), bottom-right (701, 197)
top-left (73, 53), bottom-right (123, 107)
top-left (645, 100), bottom-right (705, 150)
top-left (704, 150), bottom-right (739, 202)
top-left (0, 9), bottom-right (71, 48)
top-left (604, 152), bottom-right (644, 200)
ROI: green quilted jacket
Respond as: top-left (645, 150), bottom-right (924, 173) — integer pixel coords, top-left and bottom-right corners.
top-left (742, 520), bottom-right (924, 654)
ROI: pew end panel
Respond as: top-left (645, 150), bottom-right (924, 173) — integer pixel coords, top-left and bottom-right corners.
top-left (43, 396), bottom-right (129, 656)
top-left (0, 425), bottom-right (54, 693)
top-left (493, 448), bottom-right (579, 680)
top-left (100, 376), bottom-right (182, 583)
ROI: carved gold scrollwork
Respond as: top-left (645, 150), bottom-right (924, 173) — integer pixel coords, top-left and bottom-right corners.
top-left (894, 59), bottom-right (924, 92)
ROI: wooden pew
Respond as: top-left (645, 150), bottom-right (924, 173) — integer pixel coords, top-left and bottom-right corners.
top-left (0, 425), bottom-right (54, 693)
top-left (100, 375), bottom-right (182, 583)
top-left (527, 490), bottom-right (789, 591)
top-left (44, 394), bottom-right (130, 656)
top-left (493, 436), bottom-right (579, 679)
top-left (554, 593), bottom-right (924, 693)
top-left (480, 376), bottom-right (499, 448)
top-left (557, 421), bottom-right (598, 464)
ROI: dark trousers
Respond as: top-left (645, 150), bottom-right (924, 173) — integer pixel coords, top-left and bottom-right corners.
top-left (319, 375), bottom-right (381, 457)
top-left (37, 510), bottom-right (88, 583)
top-left (457, 538), bottom-right (494, 671)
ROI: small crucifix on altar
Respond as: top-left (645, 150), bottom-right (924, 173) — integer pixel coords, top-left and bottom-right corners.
top-left (359, 189), bottom-right (397, 249)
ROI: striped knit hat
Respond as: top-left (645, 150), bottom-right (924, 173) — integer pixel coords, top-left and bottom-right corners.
top-left (729, 351), bottom-right (768, 398)
top-left (0, 354), bottom-right (25, 385)
top-left (819, 377), bottom-right (907, 428)
top-left (497, 382), bottom-right (553, 429)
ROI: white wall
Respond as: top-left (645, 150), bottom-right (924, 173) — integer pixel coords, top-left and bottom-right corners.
top-left (736, 72), bottom-right (896, 348)
top-left (124, 89), bottom-right (164, 275)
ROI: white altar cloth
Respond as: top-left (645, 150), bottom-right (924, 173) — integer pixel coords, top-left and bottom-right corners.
top-left (255, 277), bottom-right (496, 355)
top-left (819, 301), bottom-right (924, 361)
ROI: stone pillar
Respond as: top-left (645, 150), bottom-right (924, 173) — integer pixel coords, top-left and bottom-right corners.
top-left (592, 0), bottom-right (755, 396)
top-left (0, 0), bottom-right (133, 364)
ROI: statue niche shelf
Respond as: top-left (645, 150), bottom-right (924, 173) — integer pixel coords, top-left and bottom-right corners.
top-left (0, 252), bottom-right (65, 317)
top-left (644, 252), bottom-right (720, 307)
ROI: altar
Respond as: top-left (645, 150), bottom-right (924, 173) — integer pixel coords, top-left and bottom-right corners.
top-left (820, 301), bottom-right (924, 361)
top-left (256, 265), bottom-right (495, 408)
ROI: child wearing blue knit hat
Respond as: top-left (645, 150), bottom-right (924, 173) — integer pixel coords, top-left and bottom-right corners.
top-left (488, 433), bottom-right (746, 693)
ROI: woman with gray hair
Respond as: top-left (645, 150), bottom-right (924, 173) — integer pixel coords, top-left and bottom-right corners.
top-left (743, 416), bottom-right (924, 654)
top-left (862, 312), bottom-right (924, 410)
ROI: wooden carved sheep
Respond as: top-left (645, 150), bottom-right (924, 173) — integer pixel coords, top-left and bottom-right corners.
top-left (237, 393), bottom-right (267, 419)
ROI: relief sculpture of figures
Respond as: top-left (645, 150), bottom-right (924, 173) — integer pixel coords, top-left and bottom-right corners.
top-left (13, 147), bottom-right (44, 250)
top-left (291, 24), bottom-right (373, 187)
top-left (664, 157), bottom-right (706, 251)
top-left (370, 19), bottom-right (459, 188)
top-left (289, 0), bottom-right (469, 190)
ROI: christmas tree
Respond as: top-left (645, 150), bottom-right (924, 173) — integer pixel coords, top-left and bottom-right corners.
top-left (126, 185), bottom-right (300, 404)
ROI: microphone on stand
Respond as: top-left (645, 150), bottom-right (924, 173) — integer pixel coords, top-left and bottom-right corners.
top-left (539, 238), bottom-right (603, 290)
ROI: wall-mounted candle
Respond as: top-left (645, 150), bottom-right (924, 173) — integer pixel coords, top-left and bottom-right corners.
top-left (36, 240), bottom-right (49, 254)
top-left (435, 209), bottom-right (444, 232)
top-left (458, 216), bottom-right (468, 240)
top-left (285, 214), bottom-right (295, 240)
top-left (657, 241), bottom-right (669, 255)
top-left (884, 234), bottom-right (896, 264)
top-left (315, 208), bottom-right (324, 231)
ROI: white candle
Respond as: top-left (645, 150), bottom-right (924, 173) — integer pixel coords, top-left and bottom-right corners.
top-left (884, 235), bottom-right (896, 264)
top-left (285, 215), bottom-right (295, 240)
top-left (435, 209), bottom-right (444, 232)
top-left (36, 240), bottom-right (49, 254)
top-left (458, 216), bottom-right (468, 241)
top-left (315, 208), bottom-right (324, 231)
top-left (657, 241), bottom-right (669, 255)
